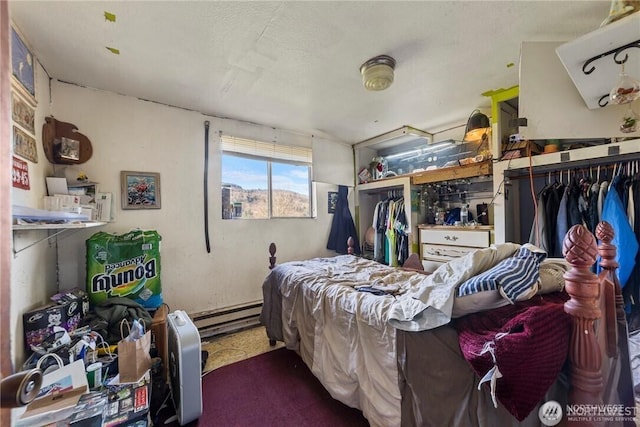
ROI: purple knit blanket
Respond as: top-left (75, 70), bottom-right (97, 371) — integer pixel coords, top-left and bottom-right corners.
top-left (454, 292), bottom-right (571, 421)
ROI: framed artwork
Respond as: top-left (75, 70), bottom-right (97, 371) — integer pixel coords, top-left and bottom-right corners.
top-left (11, 90), bottom-right (35, 134)
top-left (11, 26), bottom-right (36, 105)
top-left (59, 137), bottom-right (80, 161)
top-left (13, 125), bottom-right (38, 163)
top-left (328, 191), bottom-right (338, 214)
top-left (121, 171), bottom-right (161, 210)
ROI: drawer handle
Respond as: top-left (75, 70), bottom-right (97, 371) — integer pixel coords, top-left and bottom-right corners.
top-left (444, 235), bottom-right (458, 241)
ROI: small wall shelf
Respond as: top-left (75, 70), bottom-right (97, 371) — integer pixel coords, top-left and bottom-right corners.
top-left (12, 221), bottom-right (107, 255)
top-left (411, 160), bottom-right (492, 185)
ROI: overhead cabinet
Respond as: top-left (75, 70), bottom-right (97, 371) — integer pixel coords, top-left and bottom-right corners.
top-left (517, 13), bottom-right (639, 141)
top-left (555, 12), bottom-right (640, 111)
top-left (518, 41), bottom-right (635, 140)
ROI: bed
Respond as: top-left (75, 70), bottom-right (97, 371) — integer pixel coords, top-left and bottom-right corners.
top-left (259, 222), bottom-right (635, 427)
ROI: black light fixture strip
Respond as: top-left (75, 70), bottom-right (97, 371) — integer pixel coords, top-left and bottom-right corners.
top-left (582, 38), bottom-right (640, 75)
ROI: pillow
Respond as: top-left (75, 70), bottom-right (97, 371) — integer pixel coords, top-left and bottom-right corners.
top-left (457, 246), bottom-right (547, 303)
top-left (537, 258), bottom-right (568, 294)
top-left (452, 281), bottom-right (539, 318)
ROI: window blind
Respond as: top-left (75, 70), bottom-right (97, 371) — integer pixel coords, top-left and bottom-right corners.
top-left (221, 135), bottom-right (312, 164)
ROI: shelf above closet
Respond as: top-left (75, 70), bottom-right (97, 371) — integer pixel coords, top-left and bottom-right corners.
top-left (495, 139), bottom-right (639, 177)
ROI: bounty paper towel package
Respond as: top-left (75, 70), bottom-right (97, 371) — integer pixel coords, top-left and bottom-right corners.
top-left (86, 230), bottom-right (162, 308)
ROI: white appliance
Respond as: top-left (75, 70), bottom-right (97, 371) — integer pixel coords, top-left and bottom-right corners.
top-left (167, 310), bottom-right (202, 425)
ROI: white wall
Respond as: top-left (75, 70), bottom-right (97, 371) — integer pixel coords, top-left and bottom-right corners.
top-left (10, 78), bottom-right (354, 367)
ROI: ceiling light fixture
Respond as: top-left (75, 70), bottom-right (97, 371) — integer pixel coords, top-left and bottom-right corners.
top-left (360, 55), bottom-right (396, 91)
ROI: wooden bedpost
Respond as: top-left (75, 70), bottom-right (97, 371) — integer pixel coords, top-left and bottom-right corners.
top-left (347, 236), bottom-right (355, 255)
top-left (595, 221), bottom-right (622, 357)
top-left (595, 221), bottom-right (636, 414)
top-left (269, 242), bottom-right (277, 269)
top-left (563, 224), bottom-right (604, 409)
top-left (268, 242), bottom-right (277, 346)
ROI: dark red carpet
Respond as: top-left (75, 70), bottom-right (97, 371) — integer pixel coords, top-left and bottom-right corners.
top-left (157, 348), bottom-right (369, 426)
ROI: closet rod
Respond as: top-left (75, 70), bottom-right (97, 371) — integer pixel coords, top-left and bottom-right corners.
top-left (505, 160), bottom-right (637, 181)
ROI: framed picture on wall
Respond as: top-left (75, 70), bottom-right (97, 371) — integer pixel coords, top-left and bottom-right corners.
top-left (13, 125), bottom-right (38, 163)
top-left (11, 90), bottom-right (35, 134)
top-left (11, 25), bottom-right (36, 105)
top-left (121, 171), bottom-right (161, 210)
top-left (328, 191), bottom-right (338, 214)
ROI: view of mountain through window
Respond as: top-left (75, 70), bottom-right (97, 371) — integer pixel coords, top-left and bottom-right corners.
top-left (221, 141), bottom-right (312, 219)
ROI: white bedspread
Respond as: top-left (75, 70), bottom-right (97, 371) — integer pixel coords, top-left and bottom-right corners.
top-left (388, 242), bottom-right (521, 331)
top-left (260, 244), bottom-right (521, 427)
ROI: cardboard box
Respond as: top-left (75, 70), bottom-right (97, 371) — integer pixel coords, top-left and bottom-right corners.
top-left (151, 305), bottom-right (168, 381)
top-left (23, 289), bottom-right (88, 351)
top-left (103, 376), bottom-right (150, 427)
top-left (16, 360), bottom-right (89, 427)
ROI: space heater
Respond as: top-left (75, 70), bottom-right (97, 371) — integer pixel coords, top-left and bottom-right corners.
top-left (167, 310), bottom-right (202, 425)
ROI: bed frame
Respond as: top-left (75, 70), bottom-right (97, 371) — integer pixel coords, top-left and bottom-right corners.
top-left (265, 222), bottom-right (635, 424)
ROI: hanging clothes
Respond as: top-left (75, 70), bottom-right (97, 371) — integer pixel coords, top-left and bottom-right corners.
top-left (327, 185), bottom-right (361, 255)
top-left (370, 195), bottom-right (409, 267)
top-left (394, 202), bottom-right (410, 266)
top-left (528, 191), bottom-right (549, 254)
top-left (601, 175), bottom-right (639, 289)
top-left (374, 199), bottom-right (389, 263)
top-left (544, 181), bottom-right (564, 257)
top-left (555, 185), bottom-right (570, 258)
top-left (624, 172), bottom-right (640, 310)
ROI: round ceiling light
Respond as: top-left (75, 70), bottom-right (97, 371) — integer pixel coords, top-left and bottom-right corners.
top-left (360, 55), bottom-right (396, 91)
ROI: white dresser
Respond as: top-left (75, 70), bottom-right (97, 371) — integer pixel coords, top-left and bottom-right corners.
top-left (419, 225), bottom-right (494, 273)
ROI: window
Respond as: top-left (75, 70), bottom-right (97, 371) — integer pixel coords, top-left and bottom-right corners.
top-left (221, 135), bottom-right (312, 219)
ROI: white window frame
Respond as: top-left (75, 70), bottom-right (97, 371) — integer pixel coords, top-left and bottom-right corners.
top-left (221, 135), bottom-right (313, 219)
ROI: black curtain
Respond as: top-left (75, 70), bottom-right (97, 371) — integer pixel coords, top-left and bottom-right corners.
top-left (327, 185), bottom-right (361, 255)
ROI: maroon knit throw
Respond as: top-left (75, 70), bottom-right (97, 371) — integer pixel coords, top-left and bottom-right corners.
top-left (454, 292), bottom-right (571, 421)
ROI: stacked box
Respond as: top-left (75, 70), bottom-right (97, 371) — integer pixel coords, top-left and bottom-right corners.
top-left (23, 289), bottom-right (88, 351)
top-left (86, 230), bottom-right (162, 309)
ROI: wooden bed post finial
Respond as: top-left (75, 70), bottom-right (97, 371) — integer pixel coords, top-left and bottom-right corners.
top-left (347, 236), bottom-right (355, 255)
top-left (596, 221), bottom-right (636, 412)
top-left (596, 221), bottom-right (623, 358)
top-left (269, 242), bottom-right (277, 270)
top-left (563, 224), bottom-right (604, 408)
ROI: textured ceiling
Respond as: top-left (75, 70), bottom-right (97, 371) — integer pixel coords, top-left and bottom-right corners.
top-left (9, 1), bottom-right (612, 144)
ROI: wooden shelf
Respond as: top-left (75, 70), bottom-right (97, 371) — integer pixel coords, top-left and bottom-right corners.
top-left (410, 160), bottom-right (492, 185)
top-left (356, 160), bottom-right (493, 189)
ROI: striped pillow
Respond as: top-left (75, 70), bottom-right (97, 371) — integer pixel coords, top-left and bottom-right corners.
top-left (457, 247), bottom-right (547, 303)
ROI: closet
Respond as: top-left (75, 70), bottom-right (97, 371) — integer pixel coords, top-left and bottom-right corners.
top-left (493, 141), bottom-right (640, 315)
top-left (493, 140), bottom-right (640, 244)
top-left (356, 176), bottom-right (419, 266)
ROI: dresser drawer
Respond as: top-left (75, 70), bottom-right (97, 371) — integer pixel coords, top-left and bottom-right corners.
top-left (420, 228), bottom-right (490, 248)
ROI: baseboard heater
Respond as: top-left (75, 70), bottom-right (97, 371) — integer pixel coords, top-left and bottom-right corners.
top-left (191, 301), bottom-right (262, 339)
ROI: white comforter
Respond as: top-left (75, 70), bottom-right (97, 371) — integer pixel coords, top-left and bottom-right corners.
top-left (261, 244), bottom-right (521, 427)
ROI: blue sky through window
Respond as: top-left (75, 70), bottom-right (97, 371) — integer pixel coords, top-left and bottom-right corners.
top-left (222, 155), bottom-right (309, 196)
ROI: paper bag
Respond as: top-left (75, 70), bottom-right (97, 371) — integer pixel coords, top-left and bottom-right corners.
top-left (117, 321), bottom-right (152, 383)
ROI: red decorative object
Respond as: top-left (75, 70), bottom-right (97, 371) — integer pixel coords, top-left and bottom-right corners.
top-left (12, 156), bottom-right (30, 190)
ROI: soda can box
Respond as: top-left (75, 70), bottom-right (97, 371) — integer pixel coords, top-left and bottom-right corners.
top-left (86, 230), bottom-right (162, 309)
top-left (23, 292), bottom-right (87, 351)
